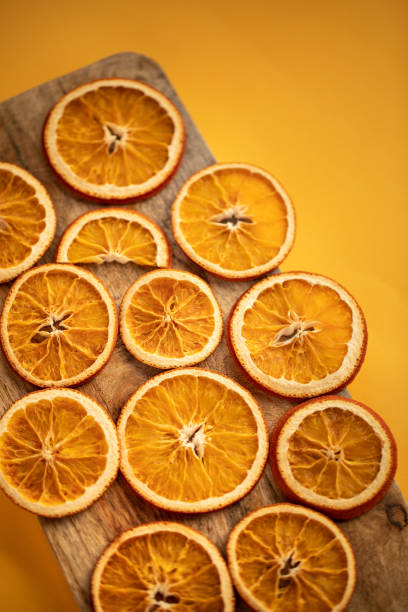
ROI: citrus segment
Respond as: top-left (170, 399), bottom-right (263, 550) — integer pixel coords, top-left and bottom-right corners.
top-left (227, 504), bottom-right (356, 612)
top-left (92, 522), bottom-right (234, 611)
top-left (0, 264), bottom-right (117, 387)
top-left (56, 208), bottom-right (170, 267)
top-left (0, 388), bottom-right (119, 516)
top-left (171, 163), bottom-right (295, 279)
top-left (270, 396), bottom-right (397, 518)
top-left (0, 162), bottom-right (56, 283)
top-left (120, 270), bottom-right (222, 368)
top-left (43, 79), bottom-right (185, 201)
top-left (228, 272), bottom-right (367, 397)
top-left (118, 368), bottom-right (268, 512)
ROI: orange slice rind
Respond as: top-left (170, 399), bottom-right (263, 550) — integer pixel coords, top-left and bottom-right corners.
top-left (117, 368), bottom-right (269, 512)
top-left (0, 162), bottom-right (56, 283)
top-left (0, 388), bottom-right (119, 517)
top-left (56, 207), bottom-right (171, 267)
top-left (270, 396), bottom-right (397, 519)
top-left (43, 78), bottom-right (185, 201)
top-left (228, 271), bottom-right (367, 398)
top-left (120, 269), bottom-right (223, 368)
top-left (91, 522), bottom-right (235, 611)
top-left (171, 163), bottom-right (295, 279)
top-left (0, 263), bottom-right (117, 387)
top-left (227, 503), bottom-right (356, 612)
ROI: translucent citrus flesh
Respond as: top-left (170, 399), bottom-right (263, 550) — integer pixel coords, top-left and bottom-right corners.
top-left (287, 407), bottom-right (382, 499)
top-left (0, 169), bottom-right (46, 269)
top-left (124, 375), bottom-right (260, 502)
top-left (56, 86), bottom-right (175, 187)
top-left (0, 397), bottom-right (107, 505)
top-left (177, 168), bottom-right (289, 271)
top-left (66, 217), bottom-right (159, 265)
top-left (235, 512), bottom-right (349, 611)
top-left (125, 278), bottom-right (216, 358)
top-left (98, 530), bottom-right (224, 611)
top-left (242, 279), bottom-right (353, 383)
top-left (7, 270), bottom-right (109, 382)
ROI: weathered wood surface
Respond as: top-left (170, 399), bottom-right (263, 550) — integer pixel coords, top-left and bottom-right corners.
top-left (0, 52), bottom-right (407, 611)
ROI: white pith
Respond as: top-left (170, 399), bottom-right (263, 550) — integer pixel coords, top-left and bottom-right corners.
top-left (0, 163), bottom-right (57, 283)
top-left (0, 264), bottom-right (117, 387)
top-left (92, 522), bottom-right (235, 612)
top-left (120, 270), bottom-right (223, 369)
top-left (44, 79), bottom-right (184, 199)
top-left (172, 163), bottom-right (295, 279)
top-left (0, 388), bottom-right (120, 517)
top-left (230, 272), bottom-right (366, 397)
top-left (57, 208), bottom-right (170, 267)
top-left (117, 368), bottom-right (269, 512)
top-left (276, 398), bottom-right (393, 509)
top-left (227, 504), bottom-right (356, 612)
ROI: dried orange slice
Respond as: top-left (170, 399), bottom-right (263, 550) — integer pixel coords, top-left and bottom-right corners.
top-left (0, 264), bottom-right (117, 387)
top-left (171, 163), bottom-right (295, 279)
top-left (228, 272), bottom-right (367, 398)
top-left (92, 522), bottom-right (234, 611)
top-left (120, 269), bottom-right (223, 368)
top-left (227, 504), bottom-right (356, 612)
top-left (270, 396), bottom-right (397, 519)
top-left (0, 388), bottom-right (119, 517)
top-left (117, 368), bottom-right (268, 512)
top-left (0, 162), bottom-right (56, 283)
top-left (43, 78), bottom-right (185, 201)
top-left (56, 208), bottom-right (171, 267)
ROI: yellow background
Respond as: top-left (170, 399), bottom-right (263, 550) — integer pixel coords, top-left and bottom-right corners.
top-left (0, 0), bottom-right (406, 609)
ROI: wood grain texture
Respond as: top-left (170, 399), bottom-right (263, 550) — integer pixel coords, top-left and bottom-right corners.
top-left (0, 52), bottom-right (407, 611)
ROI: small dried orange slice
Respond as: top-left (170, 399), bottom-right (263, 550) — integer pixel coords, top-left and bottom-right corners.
top-left (117, 368), bottom-right (268, 512)
top-left (0, 162), bottom-right (56, 283)
top-left (92, 522), bottom-right (235, 611)
top-left (270, 396), bottom-right (397, 519)
top-left (56, 208), bottom-right (170, 267)
top-left (227, 504), bottom-right (356, 612)
top-left (228, 272), bottom-right (367, 398)
top-left (120, 269), bottom-right (223, 368)
top-left (43, 78), bottom-right (185, 201)
top-left (171, 163), bottom-right (295, 279)
top-left (0, 263), bottom-right (117, 387)
top-left (0, 388), bottom-right (119, 517)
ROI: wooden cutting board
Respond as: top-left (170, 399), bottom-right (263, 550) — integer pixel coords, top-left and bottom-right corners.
top-left (0, 52), bottom-right (407, 611)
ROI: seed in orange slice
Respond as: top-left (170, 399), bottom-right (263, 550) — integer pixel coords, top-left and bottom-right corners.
top-left (227, 503), bottom-right (356, 612)
top-left (270, 396), bottom-right (397, 519)
top-left (92, 522), bottom-right (235, 611)
top-left (56, 207), bottom-right (171, 267)
top-left (117, 368), bottom-right (269, 512)
top-left (43, 78), bottom-right (185, 201)
top-left (0, 388), bottom-right (119, 517)
top-left (120, 269), bottom-right (223, 368)
top-left (0, 162), bottom-right (56, 283)
top-left (228, 272), bottom-right (367, 398)
top-left (171, 163), bottom-right (295, 279)
top-left (0, 263), bottom-right (117, 387)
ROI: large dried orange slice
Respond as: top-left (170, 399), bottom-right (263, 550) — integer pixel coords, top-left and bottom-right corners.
top-left (0, 388), bottom-right (119, 517)
top-left (120, 269), bottom-right (223, 368)
top-left (117, 368), bottom-right (268, 512)
top-left (171, 163), bottom-right (295, 279)
top-left (43, 78), bottom-right (185, 201)
top-left (227, 504), bottom-right (356, 612)
top-left (270, 396), bottom-right (397, 519)
top-left (92, 522), bottom-right (234, 611)
top-left (0, 162), bottom-right (56, 283)
top-left (0, 263), bottom-right (117, 387)
top-left (56, 208), bottom-right (171, 267)
top-left (228, 272), bottom-right (367, 398)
